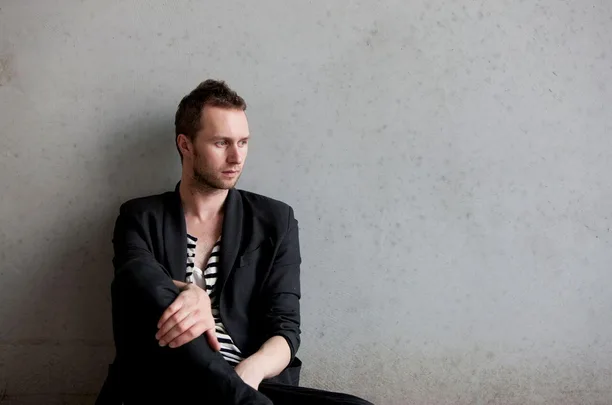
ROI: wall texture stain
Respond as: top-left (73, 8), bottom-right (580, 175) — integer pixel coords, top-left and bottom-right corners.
top-left (0, 54), bottom-right (13, 87)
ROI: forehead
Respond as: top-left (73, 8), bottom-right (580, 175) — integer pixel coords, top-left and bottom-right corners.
top-left (199, 106), bottom-right (249, 138)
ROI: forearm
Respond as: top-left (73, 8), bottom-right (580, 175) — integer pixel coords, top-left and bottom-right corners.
top-left (112, 259), bottom-right (270, 404)
top-left (248, 335), bottom-right (291, 379)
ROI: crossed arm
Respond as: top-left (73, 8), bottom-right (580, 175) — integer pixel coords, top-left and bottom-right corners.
top-left (113, 203), bottom-right (301, 390)
top-left (155, 280), bottom-right (291, 389)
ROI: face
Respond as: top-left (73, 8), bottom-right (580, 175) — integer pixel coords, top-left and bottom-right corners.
top-left (179, 106), bottom-right (249, 191)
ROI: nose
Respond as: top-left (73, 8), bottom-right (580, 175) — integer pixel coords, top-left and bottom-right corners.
top-left (227, 144), bottom-right (243, 165)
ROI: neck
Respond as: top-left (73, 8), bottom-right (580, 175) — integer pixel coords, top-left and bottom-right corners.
top-left (179, 176), bottom-right (229, 221)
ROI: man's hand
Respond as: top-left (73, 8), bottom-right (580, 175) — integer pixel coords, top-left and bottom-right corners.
top-left (235, 336), bottom-right (291, 390)
top-left (155, 280), bottom-right (221, 350)
top-left (234, 356), bottom-right (266, 390)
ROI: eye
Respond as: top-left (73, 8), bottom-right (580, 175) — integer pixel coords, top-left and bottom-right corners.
top-left (215, 140), bottom-right (228, 147)
top-left (239, 139), bottom-right (248, 147)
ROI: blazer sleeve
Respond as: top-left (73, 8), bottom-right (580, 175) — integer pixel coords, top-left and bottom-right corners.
top-left (261, 207), bottom-right (302, 361)
top-left (112, 203), bottom-right (170, 278)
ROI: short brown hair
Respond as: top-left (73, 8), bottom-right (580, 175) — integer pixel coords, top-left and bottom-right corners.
top-left (174, 79), bottom-right (247, 158)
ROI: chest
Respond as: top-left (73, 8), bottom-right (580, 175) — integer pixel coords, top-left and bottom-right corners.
top-left (185, 215), bottom-right (223, 270)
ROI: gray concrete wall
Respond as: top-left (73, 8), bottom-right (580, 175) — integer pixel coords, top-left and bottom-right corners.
top-left (1, 1), bottom-right (611, 404)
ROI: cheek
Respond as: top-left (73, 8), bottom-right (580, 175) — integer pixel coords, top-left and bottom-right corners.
top-left (197, 148), bottom-right (222, 164)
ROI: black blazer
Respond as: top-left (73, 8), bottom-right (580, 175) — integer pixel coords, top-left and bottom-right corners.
top-left (98, 184), bottom-right (302, 403)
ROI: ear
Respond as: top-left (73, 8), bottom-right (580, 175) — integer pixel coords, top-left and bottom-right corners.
top-left (177, 134), bottom-right (192, 158)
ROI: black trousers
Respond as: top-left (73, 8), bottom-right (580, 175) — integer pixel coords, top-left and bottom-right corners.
top-left (102, 264), bottom-right (372, 405)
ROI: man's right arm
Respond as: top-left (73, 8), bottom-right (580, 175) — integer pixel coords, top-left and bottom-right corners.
top-left (112, 203), bottom-right (168, 277)
top-left (110, 202), bottom-right (271, 404)
top-left (113, 203), bottom-right (220, 349)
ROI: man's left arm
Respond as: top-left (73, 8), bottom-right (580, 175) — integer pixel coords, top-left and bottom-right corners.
top-left (234, 336), bottom-right (291, 389)
top-left (235, 207), bottom-right (301, 389)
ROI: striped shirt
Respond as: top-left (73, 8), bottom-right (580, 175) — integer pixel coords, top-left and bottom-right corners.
top-left (186, 234), bottom-right (244, 366)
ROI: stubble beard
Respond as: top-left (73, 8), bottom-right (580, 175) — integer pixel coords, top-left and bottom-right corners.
top-left (192, 163), bottom-right (240, 192)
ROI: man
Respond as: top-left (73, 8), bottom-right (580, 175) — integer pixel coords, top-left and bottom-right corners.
top-left (96, 80), bottom-right (372, 405)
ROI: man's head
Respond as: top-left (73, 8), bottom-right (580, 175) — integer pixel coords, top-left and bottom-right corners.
top-left (175, 80), bottom-right (249, 191)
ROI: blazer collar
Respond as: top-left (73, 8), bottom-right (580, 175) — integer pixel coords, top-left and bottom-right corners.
top-left (219, 188), bottom-right (243, 292)
top-left (165, 182), bottom-right (244, 287)
top-left (164, 182), bottom-right (188, 281)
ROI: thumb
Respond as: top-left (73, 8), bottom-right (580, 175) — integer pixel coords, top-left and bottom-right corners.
top-left (205, 329), bottom-right (221, 352)
top-left (173, 280), bottom-right (188, 289)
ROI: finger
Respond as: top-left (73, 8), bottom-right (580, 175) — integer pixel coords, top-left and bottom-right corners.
top-left (156, 308), bottom-right (190, 341)
top-left (205, 329), bottom-right (221, 351)
top-left (159, 313), bottom-right (198, 347)
top-left (157, 296), bottom-right (184, 328)
top-left (173, 280), bottom-right (188, 289)
top-left (168, 321), bottom-right (206, 348)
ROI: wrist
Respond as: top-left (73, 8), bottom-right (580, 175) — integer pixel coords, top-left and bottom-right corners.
top-left (176, 282), bottom-right (191, 292)
top-left (246, 352), bottom-right (272, 379)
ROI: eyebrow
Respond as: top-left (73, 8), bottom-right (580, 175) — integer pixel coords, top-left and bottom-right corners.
top-left (211, 135), bottom-right (250, 140)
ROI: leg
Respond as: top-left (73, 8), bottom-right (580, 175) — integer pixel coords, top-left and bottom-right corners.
top-left (111, 263), bottom-right (272, 405)
top-left (259, 382), bottom-right (374, 405)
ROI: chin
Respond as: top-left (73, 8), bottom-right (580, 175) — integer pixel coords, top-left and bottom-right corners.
top-left (216, 180), bottom-right (238, 189)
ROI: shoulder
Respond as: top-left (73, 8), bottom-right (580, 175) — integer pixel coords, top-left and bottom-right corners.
top-left (118, 191), bottom-right (174, 216)
top-left (235, 189), bottom-right (296, 224)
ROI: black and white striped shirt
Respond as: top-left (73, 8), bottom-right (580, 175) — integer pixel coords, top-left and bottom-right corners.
top-left (186, 234), bottom-right (244, 366)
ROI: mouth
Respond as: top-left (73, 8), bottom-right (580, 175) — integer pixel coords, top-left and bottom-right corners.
top-left (222, 170), bottom-right (240, 176)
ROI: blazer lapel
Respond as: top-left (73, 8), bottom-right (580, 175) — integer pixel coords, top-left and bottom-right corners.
top-left (219, 188), bottom-right (243, 292)
top-left (164, 182), bottom-right (187, 281)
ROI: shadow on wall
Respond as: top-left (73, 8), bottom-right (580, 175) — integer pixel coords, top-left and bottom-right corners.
top-left (2, 114), bottom-right (180, 402)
